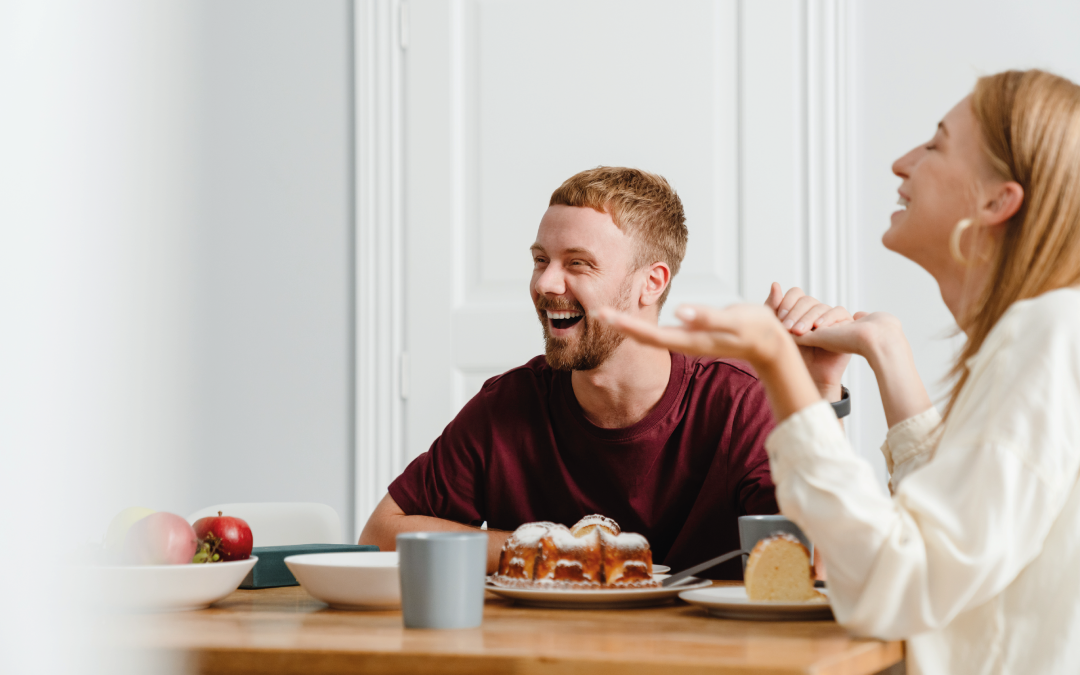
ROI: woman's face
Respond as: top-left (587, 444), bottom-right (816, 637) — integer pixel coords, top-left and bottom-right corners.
top-left (885, 96), bottom-right (999, 280)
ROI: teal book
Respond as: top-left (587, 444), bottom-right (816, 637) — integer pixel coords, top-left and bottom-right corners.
top-left (240, 544), bottom-right (380, 589)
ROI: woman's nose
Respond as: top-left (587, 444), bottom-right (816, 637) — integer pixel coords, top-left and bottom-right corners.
top-left (892, 146), bottom-right (919, 179)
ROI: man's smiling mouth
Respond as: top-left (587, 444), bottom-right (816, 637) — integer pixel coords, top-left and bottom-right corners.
top-left (546, 309), bottom-right (584, 330)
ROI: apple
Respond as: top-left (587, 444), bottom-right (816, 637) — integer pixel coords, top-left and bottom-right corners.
top-left (104, 506), bottom-right (157, 556)
top-left (121, 512), bottom-right (198, 565)
top-left (192, 512), bottom-right (253, 562)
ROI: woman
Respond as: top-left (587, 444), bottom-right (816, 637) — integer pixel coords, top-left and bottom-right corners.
top-left (600, 69), bottom-right (1080, 674)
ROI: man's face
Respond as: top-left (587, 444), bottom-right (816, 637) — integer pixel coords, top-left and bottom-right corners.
top-left (530, 205), bottom-right (637, 371)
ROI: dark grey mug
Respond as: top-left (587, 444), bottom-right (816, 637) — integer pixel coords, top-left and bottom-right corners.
top-left (397, 531), bottom-right (488, 629)
top-left (737, 515), bottom-right (813, 569)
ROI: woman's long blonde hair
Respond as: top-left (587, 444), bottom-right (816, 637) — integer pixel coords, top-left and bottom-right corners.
top-left (946, 70), bottom-right (1080, 419)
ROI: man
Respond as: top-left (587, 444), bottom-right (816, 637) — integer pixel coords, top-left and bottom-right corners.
top-left (359, 167), bottom-right (844, 578)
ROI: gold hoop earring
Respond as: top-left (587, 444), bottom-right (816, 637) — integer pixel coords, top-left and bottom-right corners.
top-left (950, 218), bottom-right (974, 265)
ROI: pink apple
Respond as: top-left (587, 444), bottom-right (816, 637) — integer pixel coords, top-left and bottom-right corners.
top-left (121, 512), bottom-right (198, 565)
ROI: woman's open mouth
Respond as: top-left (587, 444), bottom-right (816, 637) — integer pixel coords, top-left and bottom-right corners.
top-left (547, 310), bottom-right (584, 330)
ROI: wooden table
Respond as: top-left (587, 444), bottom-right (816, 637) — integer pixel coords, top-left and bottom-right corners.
top-left (116, 583), bottom-right (904, 675)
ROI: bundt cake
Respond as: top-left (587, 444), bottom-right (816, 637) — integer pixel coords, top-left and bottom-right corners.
top-left (743, 533), bottom-right (826, 602)
top-left (494, 515), bottom-right (657, 588)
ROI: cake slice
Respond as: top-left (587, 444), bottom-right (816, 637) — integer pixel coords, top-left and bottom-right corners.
top-left (535, 524), bottom-right (602, 584)
top-left (743, 533), bottom-right (825, 602)
top-left (600, 530), bottom-right (657, 586)
top-left (497, 522), bottom-right (555, 580)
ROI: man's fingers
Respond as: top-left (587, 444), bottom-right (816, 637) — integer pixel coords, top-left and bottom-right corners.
top-left (764, 282), bottom-right (783, 311)
top-left (776, 287), bottom-right (805, 320)
top-left (853, 311), bottom-right (869, 321)
top-left (781, 295), bottom-right (819, 331)
top-left (790, 303), bottom-right (832, 335)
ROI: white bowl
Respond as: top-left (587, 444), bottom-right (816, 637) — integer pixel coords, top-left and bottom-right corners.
top-left (285, 551), bottom-right (400, 609)
top-left (80, 556), bottom-right (257, 613)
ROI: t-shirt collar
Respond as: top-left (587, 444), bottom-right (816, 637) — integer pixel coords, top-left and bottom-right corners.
top-left (558, 351), bottom-right (691, 441)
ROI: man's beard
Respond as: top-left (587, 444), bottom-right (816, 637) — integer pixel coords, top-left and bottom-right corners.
top-left (536, 281), bottom-right (631, 371)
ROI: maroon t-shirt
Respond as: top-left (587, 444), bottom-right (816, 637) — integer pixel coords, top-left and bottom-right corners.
top-left (388, 352), bottom-right (779, 579)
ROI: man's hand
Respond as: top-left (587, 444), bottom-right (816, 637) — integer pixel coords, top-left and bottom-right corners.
top-left (359, 494), bottom-right (511, 574)
top-left (765, 283), bottom-right (853, 402)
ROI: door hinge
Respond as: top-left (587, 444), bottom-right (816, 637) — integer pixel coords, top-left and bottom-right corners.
top-left (399, 352), bottom-right (410, 399)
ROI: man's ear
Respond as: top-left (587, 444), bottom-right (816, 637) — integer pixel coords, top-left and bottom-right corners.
top-left (979, 180), bottom-right (1024, 227)
top-left (639, 262), bottom-right (671, 309)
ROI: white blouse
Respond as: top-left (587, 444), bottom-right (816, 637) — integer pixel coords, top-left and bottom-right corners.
top-left (765, 287), bottom-right (1080, 675)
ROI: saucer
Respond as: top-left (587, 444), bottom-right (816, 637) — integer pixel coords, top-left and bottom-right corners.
top-left (678, 585), bottom-right (833, 621)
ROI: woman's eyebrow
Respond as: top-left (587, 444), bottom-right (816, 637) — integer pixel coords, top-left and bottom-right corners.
top-left (938, 121), bottom-right (949, 137)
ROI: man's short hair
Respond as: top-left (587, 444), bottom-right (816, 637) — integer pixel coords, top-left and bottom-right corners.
top-left (549, 167), bottom-right (688, 308)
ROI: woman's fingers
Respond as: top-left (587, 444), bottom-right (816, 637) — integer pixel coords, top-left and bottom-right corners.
top-left (853, 311), bottom-right (869, 321)
top-left (813, 306), bottom-right (854, 330)
top-left (599, 309), bottom-right (709, 353)
top-left (599, 304), bottom-right (782, 360)
top-left (793, 321), bottom-right (864, 355)
top-left (599, 308), bottom-right (743, 358)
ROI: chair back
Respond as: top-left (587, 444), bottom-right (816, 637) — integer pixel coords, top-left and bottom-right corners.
top-left (186, 502), bottom-right (343, 546)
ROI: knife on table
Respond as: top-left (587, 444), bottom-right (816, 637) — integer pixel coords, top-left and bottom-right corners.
top-left (661, 549), bottom-right (745, 588)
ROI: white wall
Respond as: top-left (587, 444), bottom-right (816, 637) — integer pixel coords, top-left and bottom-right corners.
top-left (186, 0), bottom-right (354, 539)
top-left (2, 2), bottom-right (353, 669)
top-left (0, 0), bottom-right (355, 548)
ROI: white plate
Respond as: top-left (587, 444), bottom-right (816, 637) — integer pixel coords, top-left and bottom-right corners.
top-left (78, 556), bottom-right (257, 613)
top-left (485, 574), bottom-right (711, 609)
top-left (652, 564), bottom-right (670, 574)
top-left (285, 551), bottom-right (400, 610)
top-left (678, 585), bottom-right (833, 621)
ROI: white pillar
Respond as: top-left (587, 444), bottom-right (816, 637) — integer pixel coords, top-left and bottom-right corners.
top-left (0, 2), bottom-right (201, 672)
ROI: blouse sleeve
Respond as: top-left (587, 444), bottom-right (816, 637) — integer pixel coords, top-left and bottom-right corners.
top-left (765, 299), bottom-right (1080, 639)
top-left (880, 406), bottom-right (942, 493)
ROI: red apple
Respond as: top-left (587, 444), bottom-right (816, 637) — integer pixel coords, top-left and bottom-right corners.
top-left (192, 512), bottom-right (253, 562)
top-left (122, 512), bottom-right (198, 565)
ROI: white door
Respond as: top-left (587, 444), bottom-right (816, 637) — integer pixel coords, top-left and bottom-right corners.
top-left (401, 0), bottom-right (811, 464)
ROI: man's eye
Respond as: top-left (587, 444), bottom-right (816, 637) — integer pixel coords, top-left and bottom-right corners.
top-left (925, 143), bottom-right (937, 151)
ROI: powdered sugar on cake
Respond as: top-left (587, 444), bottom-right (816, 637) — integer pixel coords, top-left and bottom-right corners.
top-left (570, 514), bottom-right (620, 536)
top-left (508, 522), bottom-right (556, 546)
top-left (601, 530), bottom-right (649, 551)
top-left (548, 526), bottom-right (594, 549)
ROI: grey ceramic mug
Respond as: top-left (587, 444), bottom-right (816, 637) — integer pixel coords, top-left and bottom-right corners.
top-left (738, 515), bottom-right (813, 569)
top-left (397, 531), bottom-right (488, 629)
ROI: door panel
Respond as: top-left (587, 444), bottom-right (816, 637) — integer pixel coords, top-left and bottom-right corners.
top-left (403, 0), bottom-right (800, 461)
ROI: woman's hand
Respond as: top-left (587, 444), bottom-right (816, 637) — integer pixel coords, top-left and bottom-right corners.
top-left (765, 284), bottom-right (853, 402)
top-left (595, 304), bottom-right (822, 421)
top-left (596, 303), bottom-right (787, 364)
top-left (792, 310), bottom-right (901, 361)
top-left (796, 311), bottom-right (935, 429)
